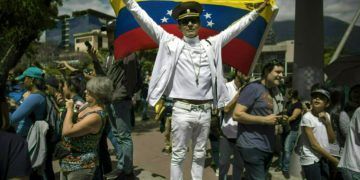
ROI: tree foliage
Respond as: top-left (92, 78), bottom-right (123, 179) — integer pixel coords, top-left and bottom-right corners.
top-left (0, 0), bottom-right (62, 100)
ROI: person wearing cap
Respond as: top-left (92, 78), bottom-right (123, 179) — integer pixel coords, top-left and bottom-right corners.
top-left (8, 67), bottom-right (56, 179)
top-left (297, 87), bottom-right (338, 180)
top-left (9, 67), bottom-right (47, 137)
top-left (122, 0), bottom-right (269, 179)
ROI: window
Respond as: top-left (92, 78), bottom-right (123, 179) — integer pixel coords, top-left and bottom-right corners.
top-left (76, 37), bottom-right (92, 43)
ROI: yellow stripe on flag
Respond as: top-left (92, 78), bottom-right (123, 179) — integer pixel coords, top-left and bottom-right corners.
top-left (110, 0), bottom-right (277, 23)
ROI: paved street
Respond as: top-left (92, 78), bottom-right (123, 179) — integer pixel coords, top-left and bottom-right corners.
top-left (53, 116), bottom-right (302, 180)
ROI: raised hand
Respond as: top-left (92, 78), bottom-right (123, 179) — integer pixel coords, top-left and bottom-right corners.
top-left (257, 0), bottom-right (270, 13)
top-left (65, 99), bottom-right (74, 110)
top-left (318, 112), bottom-right (330, 125)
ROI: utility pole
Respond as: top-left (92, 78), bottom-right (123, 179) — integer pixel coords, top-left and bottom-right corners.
top-left (290, 0), bottom-right (324, 177)
top-left (293, 0), bottom-right (324, 101)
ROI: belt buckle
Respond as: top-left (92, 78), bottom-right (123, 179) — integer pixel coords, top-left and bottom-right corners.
top-left (191, 104), bottom-right (204, 111)
top-left (198, 104), bottom-right (204, 111)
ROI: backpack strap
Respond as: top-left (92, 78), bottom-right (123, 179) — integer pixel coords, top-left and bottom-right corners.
top-left (29, 91), bottom-right (48, 123)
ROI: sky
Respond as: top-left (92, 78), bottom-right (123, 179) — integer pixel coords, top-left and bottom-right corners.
top-left (59, 0), bottom-right (360, 25)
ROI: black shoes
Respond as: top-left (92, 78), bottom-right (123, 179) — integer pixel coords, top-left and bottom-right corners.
top-left (104, 169), bottom-right (122, 180)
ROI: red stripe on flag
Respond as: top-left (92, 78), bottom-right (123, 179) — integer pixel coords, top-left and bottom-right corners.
top-left (114, 25), bottom-right (256, 74)
top-left (222, 40), bottom-right (257, 74)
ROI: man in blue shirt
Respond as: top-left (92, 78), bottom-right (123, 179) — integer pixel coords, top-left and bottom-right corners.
top-left (233, 60), bottom-right (286, 180)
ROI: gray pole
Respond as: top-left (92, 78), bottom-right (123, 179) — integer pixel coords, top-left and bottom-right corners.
top-left (293, 0), bottom-right (324, 101)
top-left (290, 0), bottom-right (324, 177)
top-left (329, 6), bottom-right (360, 65)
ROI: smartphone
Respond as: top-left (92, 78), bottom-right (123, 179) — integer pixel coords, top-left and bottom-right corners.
top-left (84, 41), bottom-right (92, 49)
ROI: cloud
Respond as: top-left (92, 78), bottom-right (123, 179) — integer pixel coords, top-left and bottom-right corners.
top-left (59, 0), bottom-right (115, 17)
top-left (275, 0), bottom-right (360, 25)
top-left (324, 1), bottom-right (360, 25)
top-left (275, 0), bottom-right (296, 21)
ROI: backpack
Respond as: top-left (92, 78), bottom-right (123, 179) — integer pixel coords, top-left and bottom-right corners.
top-left (33, 92), bottom-right (62, 143)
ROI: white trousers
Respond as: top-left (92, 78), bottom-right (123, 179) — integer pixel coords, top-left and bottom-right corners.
top-left (170, 102), bottom-right (211, 180)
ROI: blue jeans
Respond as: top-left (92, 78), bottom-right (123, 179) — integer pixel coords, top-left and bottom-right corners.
top-left (209, 133), bottom-right (219, 168)
top-left (219, 137), bottom-right (243, 180)
top-left (108, 100), bottom-right (133, 174)
top-left (340, 168), bottom-right (360, 180)
top-left (238, 147), bottom-right (273, 180)
top-left (281, 130), bottom-right (298, 172)
top-left (302, 159), bottom-right (330, 180)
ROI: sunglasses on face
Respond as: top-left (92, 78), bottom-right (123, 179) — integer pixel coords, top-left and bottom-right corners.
top-left (178, 17), bottom-right (200, 26)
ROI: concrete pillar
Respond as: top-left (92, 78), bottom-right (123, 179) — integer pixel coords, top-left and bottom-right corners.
top-left (293, 0), bottom-right (324, 101)
top-left (290, 0), bottom-right (324, 178)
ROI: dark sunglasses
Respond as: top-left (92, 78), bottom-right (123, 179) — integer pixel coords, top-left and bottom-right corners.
top-left (178, 17), bottom-right (200, 25)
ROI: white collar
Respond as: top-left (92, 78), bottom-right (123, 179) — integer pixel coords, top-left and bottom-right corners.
top-left (183, 36), bottom-right (200, 46)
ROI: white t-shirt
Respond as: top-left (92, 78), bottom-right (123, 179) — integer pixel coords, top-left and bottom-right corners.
top-left (298, 111), bottom-right (331, 165)
top-left (338, 107), bottom-right (360, 173)
top-left (221, 80), bottom-right (239, 139)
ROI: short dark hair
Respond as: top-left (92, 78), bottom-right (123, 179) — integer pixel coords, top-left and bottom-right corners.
top-left (261, 60), bottom-right (284, 79)
top-left (32, 78), bottom-right (46, 91)
top-left (65, 71), bottom-right (86, 98)
top-left (289, 89), bottom-right (300, 100)
top-left (349, 84), bottom-right (360, 98)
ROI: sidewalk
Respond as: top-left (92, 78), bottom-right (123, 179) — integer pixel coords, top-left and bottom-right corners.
top-left (53, 116), bottom-right (302, 179)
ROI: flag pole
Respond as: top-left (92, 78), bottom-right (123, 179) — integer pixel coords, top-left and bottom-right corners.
top-left (328, 6), bottom-right (360, 65)
top-left (248, 4), bottom-right (279, 75)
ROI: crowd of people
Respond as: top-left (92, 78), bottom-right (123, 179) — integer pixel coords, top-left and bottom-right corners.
top-left (1, 0), bottom-right (359, 180)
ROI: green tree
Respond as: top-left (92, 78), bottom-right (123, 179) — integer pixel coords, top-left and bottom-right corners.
top-left (0, 0), bottom-right (62, 101)
top-left (0, 0), bottom-right (61, 129)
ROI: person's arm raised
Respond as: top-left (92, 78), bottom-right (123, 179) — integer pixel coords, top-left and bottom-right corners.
top-left (122, 0), bottom-right (169, 43)
top-left (212, 0), bottom-right (269, 47)
top-left (62, 99), bottom-right (103, 137)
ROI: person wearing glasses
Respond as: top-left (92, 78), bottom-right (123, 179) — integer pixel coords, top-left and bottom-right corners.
top-left (122, 0), bottom-right (269, 179)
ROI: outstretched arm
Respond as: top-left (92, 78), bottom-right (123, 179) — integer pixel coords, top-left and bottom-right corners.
top-left (211, 0), bottom-right (269, 47)
top-left (123, 0), bottom-right (169, 43)
top-left (87, 47), bottom-right (106, 76)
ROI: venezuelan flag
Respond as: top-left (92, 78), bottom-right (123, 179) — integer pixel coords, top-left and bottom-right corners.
top-left (111, 0), bottom-right (278, 74)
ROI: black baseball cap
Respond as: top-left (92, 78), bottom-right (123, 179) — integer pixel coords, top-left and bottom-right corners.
top-left (311, 88), bottom-right (331, 101)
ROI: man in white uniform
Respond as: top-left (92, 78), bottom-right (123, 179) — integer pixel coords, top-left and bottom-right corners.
top-left (122, 0), bottom-right (268, 179)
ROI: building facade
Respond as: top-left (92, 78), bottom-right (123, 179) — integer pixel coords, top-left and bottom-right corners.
top-left (45, 9), bottom-right (115, 51)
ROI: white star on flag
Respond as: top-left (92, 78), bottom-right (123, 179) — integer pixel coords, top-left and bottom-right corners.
top-left (204, 13), bottom-right (212, 19)
top-left (166, 10), bottom-right (173, 16)
top-left (161, 17), bottom-right (169, 23)
top-left (207, 20), bottom-right (215, 28)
